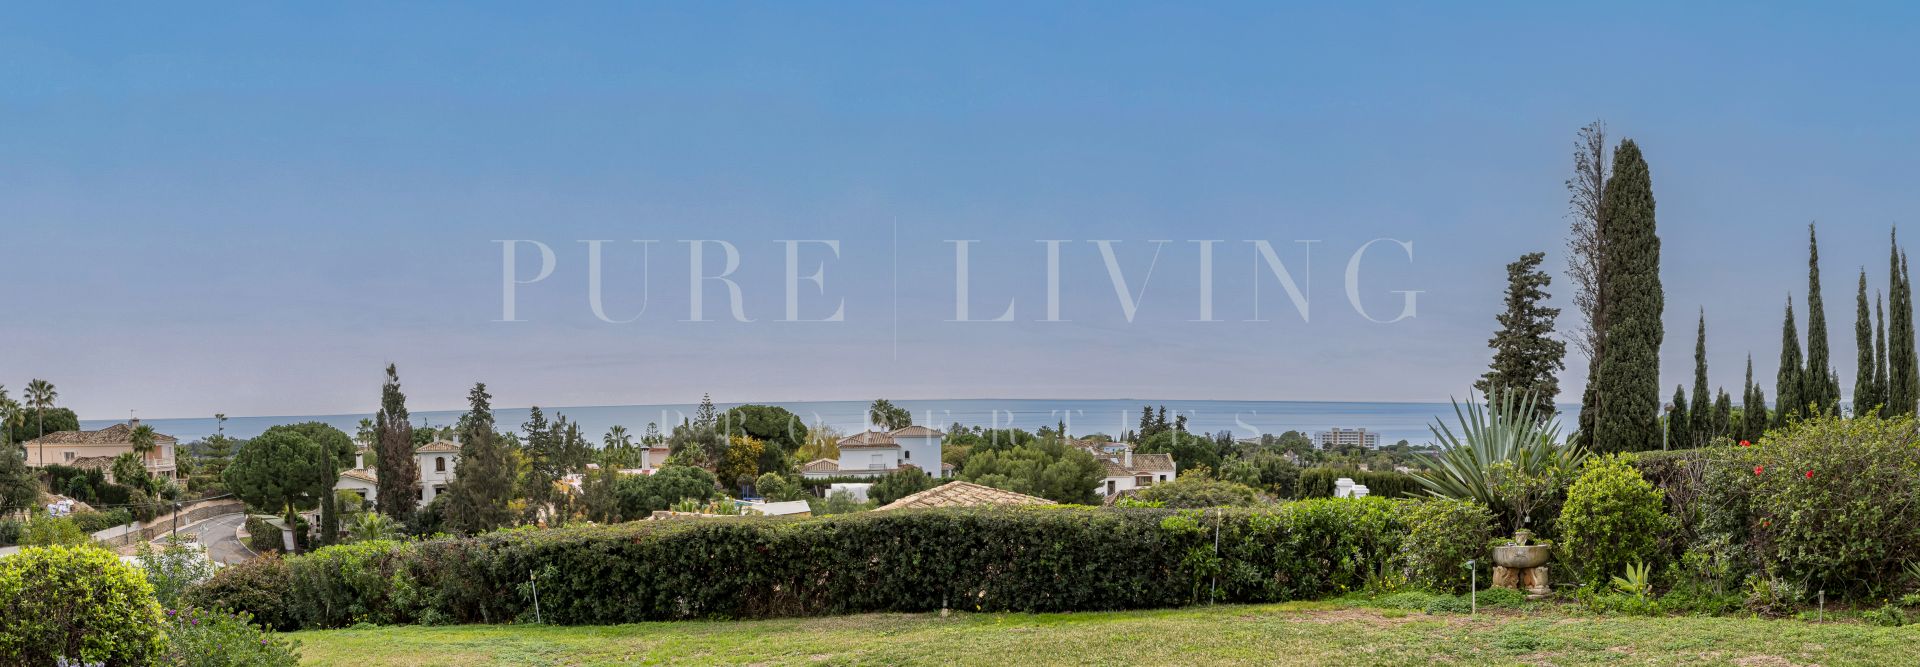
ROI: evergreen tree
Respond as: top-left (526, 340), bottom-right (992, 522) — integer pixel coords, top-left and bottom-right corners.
top-left (0, 423), bottom-right (37, 516)
top-left (1892, 239), bottom-right (1919, 416)
top-left (1803, 224), bottom-right (1837, 415)
top-left (1474, 252), bottom-right (1567, 420)
top-left (1776, 297), bottom-right (1804, 426)
top-left (1712, 389), bottom-right (1732, 443)
top-left (1589, 140), bottom-right (1664, 452)
top-left (519, 407), bottom-right (561, 525)
top-left (443, 383), bottom-right (515, 535)
top-left (373, 364), bottom-right (419, 522)
top-left (1742, 355), bottom-right (1769, 442)
top-left (1688, 310), bottom-right (1711, 444)
top-left (1856, 269), bottom-right (1879, 415)
top-left (1875, 292), bottom-right (1889, 415)
top-left (1666, 385), bottom-right (1690, 451)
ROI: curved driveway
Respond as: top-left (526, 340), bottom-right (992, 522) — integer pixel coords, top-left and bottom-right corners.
top-left (155, 512), bottom-right (253, 565)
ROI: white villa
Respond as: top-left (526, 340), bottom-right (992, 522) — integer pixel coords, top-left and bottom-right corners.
top-left (1072, 440), bottom-right (1178, 498)
top-left (331, 440), bottom-right (464, 506)
top-left (799, 425), bottom-right (952, 479)
top-left (23, 418), bottom-right (179, 481)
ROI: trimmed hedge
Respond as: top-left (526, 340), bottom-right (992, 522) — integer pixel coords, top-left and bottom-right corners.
top-left (192, 498), bottom-right (1409, 628)
top-left (1297, 468), bottom-right (1420, 499)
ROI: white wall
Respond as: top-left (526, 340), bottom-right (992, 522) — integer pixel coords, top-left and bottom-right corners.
top-left (893, 435), bottom-right (945, 477)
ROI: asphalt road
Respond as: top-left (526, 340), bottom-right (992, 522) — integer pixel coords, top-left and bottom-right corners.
top-left (155, 512), bottom-right (252, 565)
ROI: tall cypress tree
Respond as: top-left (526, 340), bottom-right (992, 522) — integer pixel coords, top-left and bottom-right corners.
top-left (1855, 269), bottom-right (1878, 415)
top-left (1743, 354), bottom-right (1769, 443)
top-left (373, 364), bottom-right (419, 522)
top-left (1666, 385), bottom-right (1690, 450)
top-left (443, 382), bottom-right (515, 535)
top-left (1589, 140), bottom-right (1664, 452)
top-left (1893, 241), bottom-right (1919, 417)
top-left (1875, 292), bottom-right (1889, 415)
top-left (1689, 310), bottom-right (1711, 444)
top-left (1776, 297), bottom-right (1804, 426)
top-left (1803, 224), bottom-right (1836, 415)
top-left (1712, 389), bottom-right (1733, 443)
top-left (1474, 251), bottom-right (1567, 420)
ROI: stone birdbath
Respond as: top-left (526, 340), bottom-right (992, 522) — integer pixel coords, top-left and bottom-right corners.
top-left (1490, 530), bottom-right (1551, 598)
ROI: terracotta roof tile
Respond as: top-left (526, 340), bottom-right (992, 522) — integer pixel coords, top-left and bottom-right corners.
top-left (25, 422), bottom-right (177, 446)
top-left (874, 481), bottom-right (1052, 511)
top-left (415, 441), bottom-right (460, 453)
top-left (800, 458), bottom-right (840, 474)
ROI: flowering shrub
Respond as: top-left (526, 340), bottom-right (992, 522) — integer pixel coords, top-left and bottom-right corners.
top-left (1737, 415), bottom-right (1920, 597)
top-left (0, 545), bottom-right (166, 666)
top-left (159, 607), bottom-right (300, 667)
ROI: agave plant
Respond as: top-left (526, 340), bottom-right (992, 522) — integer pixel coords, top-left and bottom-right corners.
top-left (1414, 390), bottom-right (1587, 531)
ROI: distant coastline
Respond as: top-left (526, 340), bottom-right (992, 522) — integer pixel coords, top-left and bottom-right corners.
top-left (80, 398), bottom-right (1584, 445)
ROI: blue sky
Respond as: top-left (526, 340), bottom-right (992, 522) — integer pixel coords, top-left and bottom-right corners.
top-left (4, 3), bottom-right (1920, 418)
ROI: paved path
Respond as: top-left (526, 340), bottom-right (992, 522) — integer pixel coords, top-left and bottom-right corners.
top-left (155, 512), bottom-right (252, 565)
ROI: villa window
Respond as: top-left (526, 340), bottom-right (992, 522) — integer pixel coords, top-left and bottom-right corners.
top-left (436, 457), bottom-right (446, 472)
top-left (1106, 480), bottom-right (1116, 495)
top-left (64, 452), bottom-right (75, 462)
top-left (903, 450), bottom-right (911, 460)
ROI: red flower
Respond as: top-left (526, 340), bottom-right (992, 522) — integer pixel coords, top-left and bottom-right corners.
top-left (1755, 465), bottom-right (1765, 475)
top-left (1805, 470), bottom-right (1814, 479)
top-left (1739, 440), bottom-right (1751, 447)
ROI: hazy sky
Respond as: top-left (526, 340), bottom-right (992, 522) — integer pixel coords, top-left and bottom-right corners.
top-left (4, 3), bottom-right (1920, 419)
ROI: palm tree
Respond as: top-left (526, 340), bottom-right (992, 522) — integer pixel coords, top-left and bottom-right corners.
top-left (868, 399), bottom-right (911, 431)
top-left (0, 385), bottom-right (14, 446)
top-left (24, 379), bottom-right (54, 466)
top-left (131, 423), bottom-right (158, 467)
top-left (603, 424), bottom-right (631, 450)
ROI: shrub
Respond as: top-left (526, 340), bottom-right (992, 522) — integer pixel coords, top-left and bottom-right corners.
top-left (139, 534), bottom-right (217, 608)
top-left (1297, 468), bottom-right (1420, 500)
top-left (1135, 472), bottom-right (1264, 508)
top-left (0, 520), bottom-right (20, 546)
top-left (0, 545), bottom-right (166, 665)
top-left (160, 607), bottom-right (301, 667)
top-left (868, 468), bottom-right (937, 506)
top-left (286, 540), bottom-right (412, 628)
top-left (23, 514), bottom-right (90, 546)
top-left (1398, 498), bottom-right (1496, 593)
top-left (70, 508), bottom-right (134, 534)
top-left (1557, 454), bottom-right (1671, 587)
top-left (185, 554), bottom-right (296, 631)
top-left (1413, 392), bottom-right (1586, 534)
top-left (246, 516), bottom-right (284, 554)
top-left (193, 499), bottom-right (1409, 629)
top-left (1739, 415), bottom-right (1920, 597)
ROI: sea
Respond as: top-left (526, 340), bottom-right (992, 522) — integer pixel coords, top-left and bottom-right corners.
top-left (79, 399), bottom-right (1582, 446)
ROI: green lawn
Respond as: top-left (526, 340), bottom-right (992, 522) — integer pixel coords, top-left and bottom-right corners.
top-left (290, 602), bottom-right (1920, 666)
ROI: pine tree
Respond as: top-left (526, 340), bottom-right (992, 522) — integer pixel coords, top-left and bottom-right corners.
top-left (443, 382), bottom-right (515, 535)
top-left (519, 407), bottom-right (560, 525)
top-left (1776, 297), bottom-right (1804, 426)
top-left (1666, 385), bottom-right (1690, 451)
top-left (1689, 310), bottom-right (1711, 445)
top-left (1589, 140), bottom-right (1664, 452)
top-left (373, 364), bottom-right (419, 522)
top-left (1712, 389), bottom-right (1732, 443)
top-left (1856, 269), bottom-right (1879, 415)
top-left (1474, 252), bottom-right (1568, 420)
top-left (1803, 224), bottom-right (1836, 415)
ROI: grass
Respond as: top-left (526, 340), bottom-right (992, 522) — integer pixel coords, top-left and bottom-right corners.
top-left (291, 600), bottom-right (1920, 666)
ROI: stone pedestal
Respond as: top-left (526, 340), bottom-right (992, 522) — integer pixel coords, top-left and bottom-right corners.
top-left (1492, 565), bottom-right (1551, 598)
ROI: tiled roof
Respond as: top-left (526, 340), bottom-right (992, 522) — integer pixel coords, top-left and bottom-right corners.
top-left (837, 431), bottom-right (897, 448)
top-left (1101, 453), bottom-right (1178, 477)
top-left (800, 458), bottom-right (840, 474)
top-left (339, 468), bottom-right (378, 483)
top-left (888, 425), bottom-right (945, 437)
top-left (874, 481), bottom-right (1052, 511)
top-left (25, 422), bottom-right (178, 446)
top-left (68, 455), bottom-right (118, 471)
top-left (416, 441), bottom-right (460, 453)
